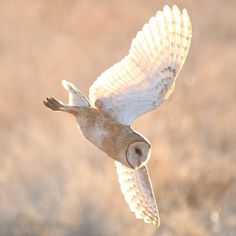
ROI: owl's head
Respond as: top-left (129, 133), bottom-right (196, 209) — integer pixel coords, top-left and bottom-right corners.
top-left (126, 141), bottom-right (151, 169)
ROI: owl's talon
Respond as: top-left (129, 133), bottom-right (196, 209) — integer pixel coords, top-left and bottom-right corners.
top-left (43, 97), bottom-right (80, 115)
top-left (43, 97), bottom-right (65, 111)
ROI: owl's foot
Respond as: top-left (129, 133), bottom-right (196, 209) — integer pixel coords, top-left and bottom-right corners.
top-left (43, 97), bottom-right (79, 115)
top-left (43, 97), bottom-right (65, 111)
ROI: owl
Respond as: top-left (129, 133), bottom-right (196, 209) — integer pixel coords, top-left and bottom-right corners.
top-left (44, 5), bottom-right (192, 227)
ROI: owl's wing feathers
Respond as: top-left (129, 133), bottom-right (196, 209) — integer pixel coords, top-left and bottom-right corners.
top-left (89, 5), bottom-right (192, 125)
top-left (115, 161), bottom-right (159, 227)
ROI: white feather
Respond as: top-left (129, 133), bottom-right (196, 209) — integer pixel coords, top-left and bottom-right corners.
top-left (115, 161), bottom-right (159, 227)
top-left (89, 5), bottom-right (192, 125)
top-left (62, 80), bottom-right (90, 107)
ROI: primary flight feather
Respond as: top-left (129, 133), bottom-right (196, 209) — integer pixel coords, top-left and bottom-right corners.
top-left (89, 5), bottom-right (191, 125)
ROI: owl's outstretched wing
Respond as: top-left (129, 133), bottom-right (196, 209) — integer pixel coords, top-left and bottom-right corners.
top-left (89, 5), bottom-right (192, 125)
top-left (115, 161), bottom-right (159, 227)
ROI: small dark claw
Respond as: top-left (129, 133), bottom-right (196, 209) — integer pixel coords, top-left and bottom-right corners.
top-left (43, 100), bottom-right (48, 107)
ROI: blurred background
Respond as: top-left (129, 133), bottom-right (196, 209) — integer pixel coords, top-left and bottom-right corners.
top-left (0, 0), bottom-right (235, 235)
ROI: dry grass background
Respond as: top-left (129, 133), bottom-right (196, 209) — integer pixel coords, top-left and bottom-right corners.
top-left (0, 0), bottom-right (235, 235)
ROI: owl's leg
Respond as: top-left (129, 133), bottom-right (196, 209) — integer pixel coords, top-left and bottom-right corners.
top-left (43, 97), bottom-right (79, 116)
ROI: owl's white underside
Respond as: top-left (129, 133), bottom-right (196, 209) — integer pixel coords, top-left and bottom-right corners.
top-left (89, 5), bottom-right (191, 126)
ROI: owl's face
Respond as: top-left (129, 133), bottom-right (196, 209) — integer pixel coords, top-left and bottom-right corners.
top-left (126, 141), bottom-right (151, 169)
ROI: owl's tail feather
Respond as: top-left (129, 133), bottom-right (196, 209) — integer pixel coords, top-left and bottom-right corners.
top-left (62, 80), bottom-right (90, 107)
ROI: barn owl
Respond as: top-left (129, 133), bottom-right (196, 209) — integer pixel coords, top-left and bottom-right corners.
top-left (44, 5), bottom-right (192, 227)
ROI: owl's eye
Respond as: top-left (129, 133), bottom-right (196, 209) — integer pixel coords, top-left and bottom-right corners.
top-left (135, 147), bottom-right (142, 156)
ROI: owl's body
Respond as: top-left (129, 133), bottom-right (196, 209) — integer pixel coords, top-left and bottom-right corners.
top-left (46, 95), bottom-right (150, 169)
top-left (44, 5), bottom-right (192, 227)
